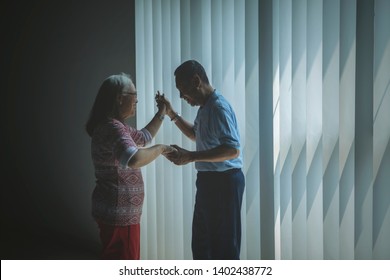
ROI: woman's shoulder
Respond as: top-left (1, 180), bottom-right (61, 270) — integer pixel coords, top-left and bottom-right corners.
top-left (103, 118), bottom-right (129, 129)
top-left (95, 118), bottom-right (129, 136)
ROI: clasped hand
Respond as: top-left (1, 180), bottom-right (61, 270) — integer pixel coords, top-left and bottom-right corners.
top-left (155, 91), bottom-right (191, 166)
top-left (155, 91), bottom-right (174, 117)
top-left (155, 91), bottom-right (167, 114)
top-left (163, 145), bottom-right (193, 166)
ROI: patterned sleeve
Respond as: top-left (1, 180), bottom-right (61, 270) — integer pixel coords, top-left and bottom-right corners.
top-left (118, 146), bottom-right (138, 168)
top-left (128, 126), bottom-right (152, 147)
top-left (111, 120), bottom-right (139, 169)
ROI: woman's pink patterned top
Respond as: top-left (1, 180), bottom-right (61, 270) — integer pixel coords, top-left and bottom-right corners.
top-left (91, 118), bottom-right (152, 226)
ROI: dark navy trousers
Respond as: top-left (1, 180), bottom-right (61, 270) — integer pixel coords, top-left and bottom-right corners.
top-left (192, 168), bottom-right (245, 260)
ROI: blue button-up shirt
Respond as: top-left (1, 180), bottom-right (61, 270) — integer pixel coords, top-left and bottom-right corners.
top-left (193, 90), bottom-right (243, 171)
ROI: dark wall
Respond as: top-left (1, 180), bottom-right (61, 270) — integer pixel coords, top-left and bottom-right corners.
top-left (2, 0), bottom-right (135, 259)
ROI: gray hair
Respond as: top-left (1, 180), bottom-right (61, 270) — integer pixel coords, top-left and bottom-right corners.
top-left (104, 72), bottom-right (134, 94)
top-left (85, 72), bottom-right (134, 136)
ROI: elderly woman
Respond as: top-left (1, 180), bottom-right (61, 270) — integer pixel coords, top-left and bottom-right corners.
top-left (86, 73), bottom-right (174, 259)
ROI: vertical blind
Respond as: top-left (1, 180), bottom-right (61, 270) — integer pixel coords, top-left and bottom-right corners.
top-left (135, 0), bottom-right (390, 260)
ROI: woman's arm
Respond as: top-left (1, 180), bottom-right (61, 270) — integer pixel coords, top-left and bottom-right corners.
top-left (166, 144), bottom-right (239, 165)
top-left (128, 144), bottom-right (176, 169)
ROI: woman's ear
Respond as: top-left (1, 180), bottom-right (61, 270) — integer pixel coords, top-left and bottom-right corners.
top-left (116, 94), bottom-right (123, 105)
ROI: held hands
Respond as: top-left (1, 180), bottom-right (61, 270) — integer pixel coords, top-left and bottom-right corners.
top-left (155, 91), bottom-right (189, 165)
top-left (155, 91), bottom-right (175, 118)
top-left (161, 145), bottom-right (178, 156)
top-left (164, 144), bottom-right (193, 165)
top-left (155, 91), bottom-right (167, 115)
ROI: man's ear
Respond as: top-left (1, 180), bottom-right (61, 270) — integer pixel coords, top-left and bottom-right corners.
top-left (192, 74), bottom-right (201, 88)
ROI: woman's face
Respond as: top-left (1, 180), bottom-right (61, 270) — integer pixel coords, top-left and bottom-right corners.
top-left (118, 83), bottom-right (138, 119)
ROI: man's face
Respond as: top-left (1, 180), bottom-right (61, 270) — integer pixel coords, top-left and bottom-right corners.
top-left (175, 76), bottom-right (198, 106)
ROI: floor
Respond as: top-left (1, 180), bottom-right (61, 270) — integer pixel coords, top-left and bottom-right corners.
top-left (1, 230), bottom-right (100, 260)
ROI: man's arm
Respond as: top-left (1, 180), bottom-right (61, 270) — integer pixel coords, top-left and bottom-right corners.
top-left (158, 94), bottom-right (196, 141)
top-left (169, 112), bottom-right (196, 141)
top-left (167, 144), bottom-right (239, 165)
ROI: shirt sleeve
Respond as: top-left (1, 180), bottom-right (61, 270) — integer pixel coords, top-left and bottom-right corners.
top-left (114, 124), bottom-right (153, 168)
top-left (118, 146), bottom-right (138, 168)
top-left (211, 105), bottom-right (241, 149)
top-left (111, 121), bottom-right (139, 169)
top-left (128, 126), bottom-right (152, 147)
top-left (141, 128), bottom-right (152, 144)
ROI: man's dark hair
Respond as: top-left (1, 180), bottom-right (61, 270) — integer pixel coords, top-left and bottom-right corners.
top-left (174, 60), bottom-right (210, 85)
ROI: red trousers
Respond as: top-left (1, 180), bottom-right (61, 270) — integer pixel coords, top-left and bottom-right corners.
top-left (97, 221), bottom-right (140, 260)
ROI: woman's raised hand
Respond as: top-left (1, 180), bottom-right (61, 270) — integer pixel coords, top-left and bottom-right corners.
top-left (155, 91), bottom-right (174, 117)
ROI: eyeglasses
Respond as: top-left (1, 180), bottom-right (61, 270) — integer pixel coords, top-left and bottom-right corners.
top-left (121, 91), bottom-right (137, 96)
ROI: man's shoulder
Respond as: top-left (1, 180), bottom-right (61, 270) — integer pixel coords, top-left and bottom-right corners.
top-left (212, 93), bottom-right (234, 112)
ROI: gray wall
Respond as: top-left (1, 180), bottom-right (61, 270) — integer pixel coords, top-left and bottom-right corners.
top-left (3, 0), bottom-right (135, 259)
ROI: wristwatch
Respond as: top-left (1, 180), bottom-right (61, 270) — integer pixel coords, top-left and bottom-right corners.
top-left (156, 113), bottom-right (165, 121)
top-left (171, 113), bottom-right (180, 122)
